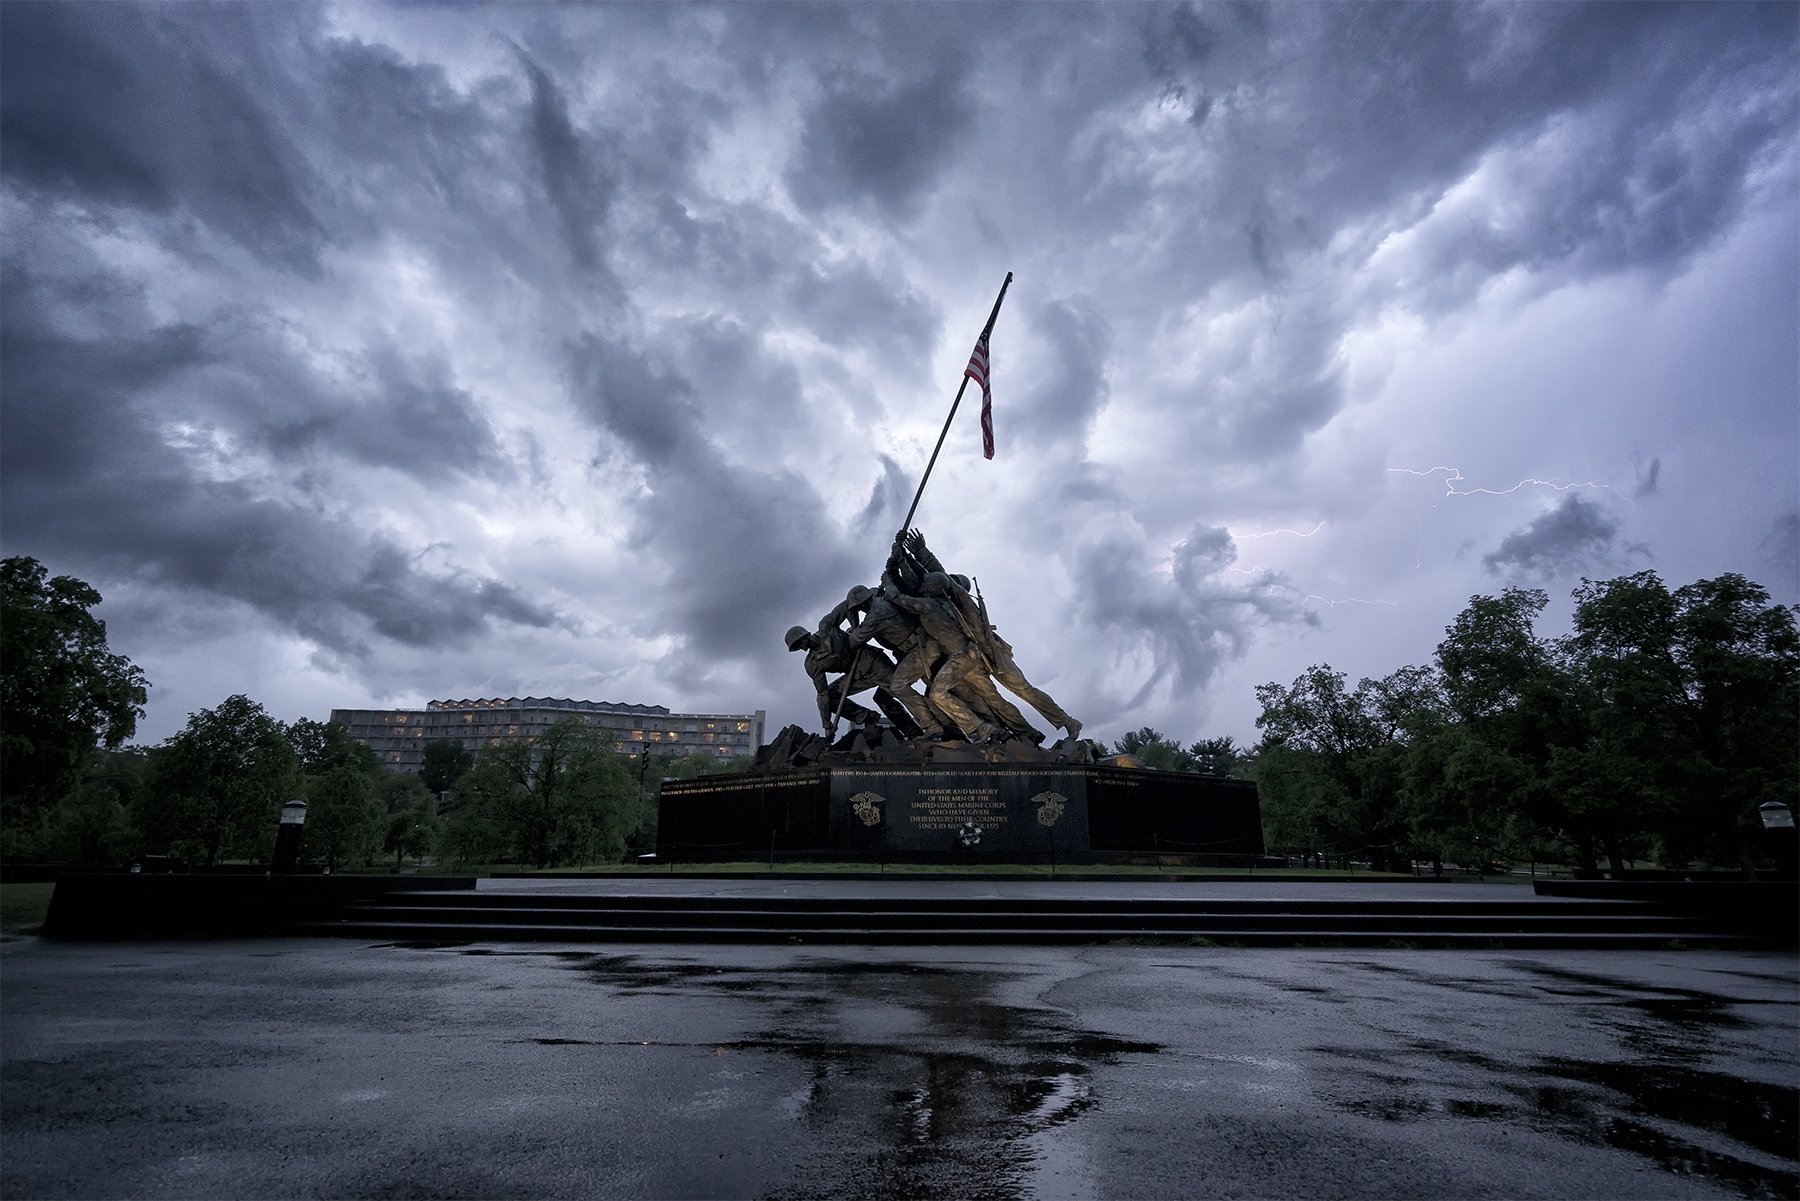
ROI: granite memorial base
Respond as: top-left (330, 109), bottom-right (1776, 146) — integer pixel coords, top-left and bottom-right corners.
top-left (656, 764), bottom-right (1264, 865)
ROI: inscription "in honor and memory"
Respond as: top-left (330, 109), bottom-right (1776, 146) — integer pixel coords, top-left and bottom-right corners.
top-left (908, 787), bottom-right (1008, 831)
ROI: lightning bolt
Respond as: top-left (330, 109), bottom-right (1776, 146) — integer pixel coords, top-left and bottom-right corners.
top-left (1388, 466), bottom-right (1623, 500)
top-left (1233, 521), bottom-right (1327, 539)
top-left (1304, 595), bottom-right (1398, 608)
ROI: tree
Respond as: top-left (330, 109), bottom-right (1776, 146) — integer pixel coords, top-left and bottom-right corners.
top-left (1, 557), bottom-right (149, 835)
top-left (303, 764), bottom-right (385, 871)
top-left (1112, 728), bottom-right (1199, 772)
top-left (1254, 664), bottom-right (1442, 871)
top-left (381, 773), bottom-right (441, 870)
top-left (24, 749), bottom-right (147, 867)
top-left (1667, 573), bottom-right (1799, 868)
top-left (1190, 736), bottom-right (1248, 777)
top-left (289, 717), bottom-right (380, 777)
top-left (446, 719), bottom-right (638, 868)
top-left (420, 738), bottom-right (475, 796)
top-left (139, 696), bottom-right (298, 867)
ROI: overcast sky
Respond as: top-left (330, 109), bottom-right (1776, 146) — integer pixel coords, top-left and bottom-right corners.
top-left (3, 2), bottom-right (1795, 749)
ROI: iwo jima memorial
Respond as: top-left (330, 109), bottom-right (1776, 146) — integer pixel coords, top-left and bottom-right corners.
top-left (657, 274), bottom-right (1266, 866)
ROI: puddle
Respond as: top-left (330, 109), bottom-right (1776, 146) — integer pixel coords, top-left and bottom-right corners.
top-left (1325, 1000), bottom-right (1800, 1200)
top-left (1538, 1059), bottom-right (1798, 1162)
top-left (1516, 963), bottom-right (1756, 1029)
top-left (550, 951), bottom-right (1156, 1200)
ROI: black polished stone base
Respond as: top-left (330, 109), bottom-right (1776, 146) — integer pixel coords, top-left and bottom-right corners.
top-left (656, 764), bottom-right (1263, 864)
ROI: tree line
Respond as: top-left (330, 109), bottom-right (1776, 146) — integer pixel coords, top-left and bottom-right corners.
top-left (1, 556), bottom-right (739, 871)
top-left (7, 555), bottom-right (1793, 874)
top-left (1249, 573), bottom-right (1797, 874)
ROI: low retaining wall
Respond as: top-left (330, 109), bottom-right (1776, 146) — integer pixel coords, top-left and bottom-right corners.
top-left (42, 875), bottom-right (476, 939)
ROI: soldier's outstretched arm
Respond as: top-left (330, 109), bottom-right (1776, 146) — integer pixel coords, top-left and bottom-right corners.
top-left (815, 598), bottom-right (852, 635)
top-left (905, 529), bottom-right (946, 576)
top-left (883, 582), bottom-right (930, 616)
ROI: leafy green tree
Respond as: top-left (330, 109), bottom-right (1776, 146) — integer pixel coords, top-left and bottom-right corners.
top-left (1112, 728), bottom-right (1199, 772)
top-left (377, 771), bottom-right (435, 814)
top-left (30, 749), bottom-right (147, 866)
top-left (1666, 573), bottom-right (1799, 868)
top-left (139, 696), bottom-right (299, 867)
top-left (1254, 664), bottom-right (1442, 871)
top-left (1, 557), bottom-right (149, 839)
top-left (1190, 736), bottom-right (1251, 777)
top-left (303, 764), bottom-right (385, 871)
top-left (1405, 573), bottom-right (1798, 875)
top-left (420, 738), bottom-right (475, 796)
top-left (381, 773), bottom-right (441, 870)
top-left (289, 717), bottom-right (381, 777)
top-left (447, 719), bottom-right (639, 867)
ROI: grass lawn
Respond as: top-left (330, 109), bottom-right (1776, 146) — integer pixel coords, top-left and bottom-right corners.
top-left (1, 883), bottom-right (55, 935)
top-left (502, 861), bottom-right (1429, 879)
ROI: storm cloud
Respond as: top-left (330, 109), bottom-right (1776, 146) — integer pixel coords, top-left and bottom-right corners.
top-left (1482, 493), bottom-right (1626, 581)
top-left (1, 2), bottom-right (1791, 742)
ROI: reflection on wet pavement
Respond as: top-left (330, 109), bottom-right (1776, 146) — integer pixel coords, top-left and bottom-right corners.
top-left (1308, 961), bottom-right (1799, 1200)
top-left (4, 940), bottom-right (1792, 1199)
top-left (553, 952), bottom-right (1152, 1200)
top-left (529, 949), bottom-right (1796, 1199)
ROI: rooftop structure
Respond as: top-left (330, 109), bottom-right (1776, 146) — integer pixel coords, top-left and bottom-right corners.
top-left (330, 698), bottom-right (766, 771)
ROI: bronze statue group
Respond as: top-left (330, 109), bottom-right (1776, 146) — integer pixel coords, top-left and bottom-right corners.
top-left (786, 529), bottom-right (1081, 747)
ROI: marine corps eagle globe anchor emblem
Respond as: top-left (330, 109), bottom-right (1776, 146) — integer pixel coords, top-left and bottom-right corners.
top-left (1033, 791), bottom-right (1067, 827)
top-left (850, 792), bottom-right (884, 827)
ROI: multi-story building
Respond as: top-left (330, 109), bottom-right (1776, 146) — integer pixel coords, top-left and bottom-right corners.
top-left (329, 697), bottom-right (766, 771)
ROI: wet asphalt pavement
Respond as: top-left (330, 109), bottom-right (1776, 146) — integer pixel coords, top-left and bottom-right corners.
top-left (2, 931), bottom-right (1795, 1199)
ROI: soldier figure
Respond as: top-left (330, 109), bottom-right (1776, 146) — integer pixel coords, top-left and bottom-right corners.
top-left (842, 581), bottom-right (946, 740)
top-left (892, 531), bottom-right (1069, 743)
top-left (882, 572), bottom-right (1003, 743)
top-left (785, 619), bottom-right (923, 739)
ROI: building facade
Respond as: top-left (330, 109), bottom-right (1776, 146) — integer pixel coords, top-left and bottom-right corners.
top-left (329, 697), bottom-right (766, 771)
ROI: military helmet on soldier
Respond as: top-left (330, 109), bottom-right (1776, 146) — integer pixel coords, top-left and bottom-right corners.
top-left (784, 625), bottom-right (812, 651)
top-left (845, 584), bottom-right (875, 608)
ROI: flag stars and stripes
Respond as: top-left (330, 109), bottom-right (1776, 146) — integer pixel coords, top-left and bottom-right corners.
top-left (966, 333), bottom-right (994, 460)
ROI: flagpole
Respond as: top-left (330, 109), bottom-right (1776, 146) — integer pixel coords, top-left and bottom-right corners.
top-left (898, 271), bottom-right (1013, 537)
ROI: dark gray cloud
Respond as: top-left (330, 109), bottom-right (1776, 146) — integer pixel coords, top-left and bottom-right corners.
top-left (1021, 299), bottom-right (1112, 451)
top-left (565, 332), bottom-right (859, 669)
top-left (0, 1), bottom-right (1789, 740)
top-left (1763, 512), bottom-right (1800, 594)
top-left (1073, 523), bottom-right (1313, 713)
top-left (1482, 493), bottom-right (1623, 580)
top-left (0, 261), bottom-right (549, 655)
top-left (0, 3), bottom-right (324, 270)
top-left (521, 55), bottom-right (618, 280)
top-left (789, 58), bottom-right (975, 216)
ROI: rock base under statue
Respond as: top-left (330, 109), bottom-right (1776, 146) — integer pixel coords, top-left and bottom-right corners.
top-left (655, 762), bottom-right (1265, 865)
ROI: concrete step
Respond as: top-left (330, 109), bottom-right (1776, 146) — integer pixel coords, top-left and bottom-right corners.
top-left (356, 892), bottom-right (1661, 916)
top-left (281, 919), bottom-right (1759, 949)
top-left (326, 902), bottom-right (1716, 934)
top-left (276, 890), bottom-right (1769, 946)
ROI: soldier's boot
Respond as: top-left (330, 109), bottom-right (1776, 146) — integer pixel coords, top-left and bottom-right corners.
top-left (872, 687), bottom-right (925, 741)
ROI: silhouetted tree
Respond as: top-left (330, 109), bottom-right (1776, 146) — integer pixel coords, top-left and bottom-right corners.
top-left (139, 696), bottom-right (298, 867)
top-left (420, 738), bottom-right (475, 796)
top-left (1, 558), bottom-right (148, 849)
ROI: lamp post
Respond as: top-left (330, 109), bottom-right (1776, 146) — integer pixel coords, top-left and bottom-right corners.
top-left (272, 799), bottom-right (306, 875)
top-left (1759, 801), bottom-right (1797, 881)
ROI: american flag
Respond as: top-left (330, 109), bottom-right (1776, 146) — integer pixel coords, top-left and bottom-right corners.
top-left (965, 331), bottom-right (994, 459)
